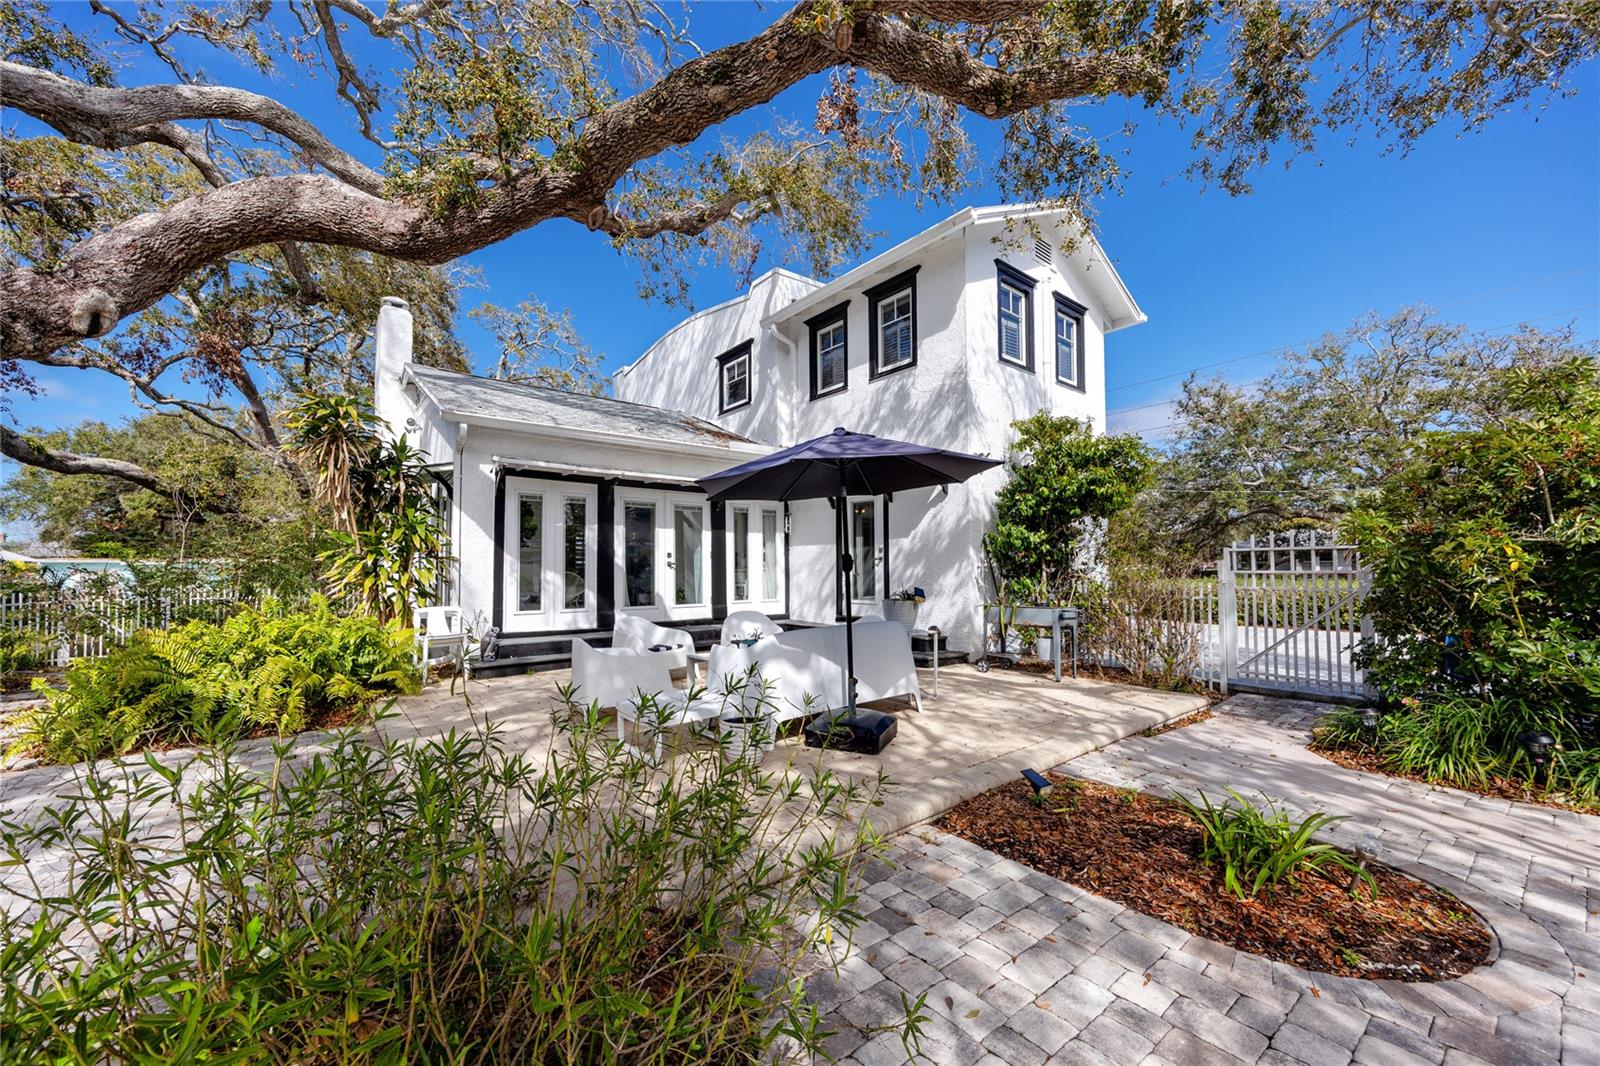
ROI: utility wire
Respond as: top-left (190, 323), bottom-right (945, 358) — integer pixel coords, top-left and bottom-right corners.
top-left (1106, 265), bottom-right (1600, 396)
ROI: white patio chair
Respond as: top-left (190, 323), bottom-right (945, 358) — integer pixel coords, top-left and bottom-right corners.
top-left (413, 605), bottom-right (465, 682)
top-left (612, 614), bottom-right (694, 672)
top-left (719, 610), bottom-right (784, 646)
top-left (570, 637), bottom-right (718, 761)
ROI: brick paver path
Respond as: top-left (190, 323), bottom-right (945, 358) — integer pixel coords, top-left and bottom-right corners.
top-left (813, 694), bottom-right (1599, 1066)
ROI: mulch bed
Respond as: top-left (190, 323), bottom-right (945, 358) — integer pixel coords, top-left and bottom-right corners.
top-left (935, 774), bottom-right (1491, 981)
top-left (1312, 741), bottom-right (1600, 816)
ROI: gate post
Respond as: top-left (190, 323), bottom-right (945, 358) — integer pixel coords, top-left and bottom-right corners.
top-left (1217, 547), bottom-right (1237, 695)
top-left (1358, 565), bottom-right (1376, 699)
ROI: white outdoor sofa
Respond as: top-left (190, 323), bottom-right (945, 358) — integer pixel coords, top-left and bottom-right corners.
top-left (719, 610), bottom-right (784, 645)
top-left (708, 620), bottom-right (923, 725)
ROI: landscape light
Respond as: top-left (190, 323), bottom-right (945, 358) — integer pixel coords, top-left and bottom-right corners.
top-left (1360, 707), bottom-right (1380, 731)
top-left (1575, 714), bottom-right (1598, 744)
top-left (1518, 730), bottom-right (1556, 788)
top-left (1020, 768), bottom-right (1053, 800)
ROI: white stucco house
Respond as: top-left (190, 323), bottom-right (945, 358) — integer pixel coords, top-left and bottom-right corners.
top-left (374, 204), bottom-right (1144, 670)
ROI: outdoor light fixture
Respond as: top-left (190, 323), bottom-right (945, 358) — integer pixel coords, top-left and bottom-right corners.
top-left (1021, 768), bottom-right (1053, 800)
top-left (1518, 730), bottom-right (1557, 788)
top-left (1360, 707), bottom-right (1380, 731)
top-left (1576, 714), bottom-right (1599, 744)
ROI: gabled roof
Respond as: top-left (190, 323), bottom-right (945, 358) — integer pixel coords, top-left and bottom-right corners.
top-left (762, 204), bottom-right (1146, 333)
top-left (404, 364), bottom-right (760, 453)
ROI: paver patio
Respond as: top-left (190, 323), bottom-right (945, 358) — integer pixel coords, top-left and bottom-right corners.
top-left (812, 694), bottom-right (1599, 1066)
top-left (0, 664), bottom-right (1204, 889)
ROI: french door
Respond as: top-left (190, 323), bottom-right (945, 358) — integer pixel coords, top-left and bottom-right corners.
top-left (843, 497), bottom-right (882, 618)
top-left (616, 490), bottom-right (712, 622)
top-left (503, 477), bottom-right (597, 631)
top-left (726, 503), bottom-right (784, 611)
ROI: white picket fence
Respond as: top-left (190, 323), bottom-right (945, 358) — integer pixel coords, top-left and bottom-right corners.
top-left (0, 587), bottom-right (246, 664)
top-left (1179, 532), bottom-right (1372, 700)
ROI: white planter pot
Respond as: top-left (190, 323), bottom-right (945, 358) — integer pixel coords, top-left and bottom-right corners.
top-left (882, 599), bottom-right (920, 632)
top-left (1035, 635), bottom-right (1055, 662)
top-left (720, 715), bottom-right (770, 763)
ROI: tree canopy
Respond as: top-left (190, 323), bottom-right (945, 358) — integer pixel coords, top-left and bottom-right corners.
top-left (1132, 308), bottom-right (1600, 563)
top-left (2, 1), bottom-right (1595, 504)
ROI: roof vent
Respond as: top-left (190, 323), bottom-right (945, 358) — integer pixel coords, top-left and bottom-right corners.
top-left (1033, 237), bottom-right (1053, 265)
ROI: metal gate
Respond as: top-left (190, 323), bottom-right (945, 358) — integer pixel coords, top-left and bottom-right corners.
top-left (1214, 532), bottom-right (1372, 700)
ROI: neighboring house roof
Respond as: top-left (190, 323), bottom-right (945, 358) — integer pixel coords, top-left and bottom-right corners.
top-left (404, 364), bottom-right (760, 452)
top-left (763, 203), bottom-right (1146, 333)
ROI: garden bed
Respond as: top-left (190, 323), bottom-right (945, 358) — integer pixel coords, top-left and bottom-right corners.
top-left (1311, 740), bottom-right (1600, 816)
top-left (935, 774), bottom-right (1491, 981)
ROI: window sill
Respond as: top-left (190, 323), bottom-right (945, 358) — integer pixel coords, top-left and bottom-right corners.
top-left (719, 398), bottom-right (751, 414)
top-left (868, 358), bottom-right (916, 381)
top-left (809, 385), bottom-right (848, 402)
top-left (999, 356), bottom-right (1036, 374)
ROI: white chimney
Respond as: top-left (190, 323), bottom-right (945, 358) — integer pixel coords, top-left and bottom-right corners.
top-left (374, 296), bottom-right (414, 440)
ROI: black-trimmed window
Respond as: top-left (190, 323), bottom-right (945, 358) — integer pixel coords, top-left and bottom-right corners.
top-left (805, 302), bottom-right (849, 400)
top-left (865, 266), bottom-right (919, 378)
top-left (716, 340), bottom-right (752, 413)
top-left (1053, 293), bottom-right (1086, 391)
top-left (995, 260), bottom-right (1036, 371)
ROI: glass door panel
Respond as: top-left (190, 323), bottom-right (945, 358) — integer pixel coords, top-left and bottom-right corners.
top-left (517, 493), bottom-right (544, 613)
top-left (672, 503), bottom-right (705, 607)
top-left (851, 500), bottom-right (877, 603)
top-left (623, 501), bottom-right (657, 609)
top-left (732, 507), bottom-right (750, 602)
top-left (761, 509), bottom-right (779, 601)
top-left (562, 496), bottom-right (587, 610)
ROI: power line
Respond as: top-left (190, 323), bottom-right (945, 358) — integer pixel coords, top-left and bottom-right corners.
top-left (1107, 303), bottom-right (1599, 428)
top-left (1106, 265), bottom-right (1600, 396)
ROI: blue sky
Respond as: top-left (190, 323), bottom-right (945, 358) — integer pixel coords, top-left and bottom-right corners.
top-left (10, 5), bottom-right (1600, 450)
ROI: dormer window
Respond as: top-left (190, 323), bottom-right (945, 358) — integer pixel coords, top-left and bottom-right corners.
top-left (1054, 293), bottom-right (1086, 391)
top-left (716, 341), bottom-right (752, 413)
top-left (995, 260), bottom-right (1036, 371)
top-left (865, 267), bottom-right (919, 378)
top-left (806, 302), bottom-right (850, 400)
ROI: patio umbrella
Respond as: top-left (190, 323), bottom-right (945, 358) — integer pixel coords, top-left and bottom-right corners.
top-left (698, 427), bottom-right (1001, 713)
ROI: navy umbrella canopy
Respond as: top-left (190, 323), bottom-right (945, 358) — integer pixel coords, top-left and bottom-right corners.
top-left (698, 427), bottom-right (1001, 714)
top-left (699, 427), bottom-right (1001, 504)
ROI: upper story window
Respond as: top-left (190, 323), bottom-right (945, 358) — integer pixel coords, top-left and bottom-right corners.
top-left (716, 340), bottom-right (752, 413)
top-left (806, 302), bottom-right (850, 400)
top-left (865, 267), bottom-right (919, 378)
top-left (1053, 293), bottom-right (1087, 391)
top-left (995, 260), bottom-right (1036, 371)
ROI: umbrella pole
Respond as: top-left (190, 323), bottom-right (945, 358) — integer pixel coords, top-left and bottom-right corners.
top-left (836, 471), bottom-right (858, 715)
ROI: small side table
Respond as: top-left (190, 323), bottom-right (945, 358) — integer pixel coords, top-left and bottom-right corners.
top-left (686, 650), bottom-right (711, 686)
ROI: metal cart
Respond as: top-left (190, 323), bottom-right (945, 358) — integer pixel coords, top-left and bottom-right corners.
top-left (976, 605), bottom-right (1079, 681)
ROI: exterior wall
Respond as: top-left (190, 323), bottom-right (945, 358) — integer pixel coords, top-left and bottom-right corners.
top-left (613, 270), bottom-right (820, 445)
top-left (611, 213), bottom-right (1125, 655)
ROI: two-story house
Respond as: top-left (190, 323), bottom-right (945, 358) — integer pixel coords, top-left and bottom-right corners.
top-left (374, 204), bottom-right (1144, 668)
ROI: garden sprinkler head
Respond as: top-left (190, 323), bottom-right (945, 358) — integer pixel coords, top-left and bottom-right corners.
top-left (1021, 768), bottom-right (1053, 804)
top-left (1517, 730), bottom-right (1556, 788)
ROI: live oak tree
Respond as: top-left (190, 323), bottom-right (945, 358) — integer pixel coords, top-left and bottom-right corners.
top-left (2, 0), bottom-right (1596, 502)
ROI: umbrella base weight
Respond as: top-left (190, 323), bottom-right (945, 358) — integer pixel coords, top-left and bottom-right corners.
top-left (804, 709), bottom-right (898, 755)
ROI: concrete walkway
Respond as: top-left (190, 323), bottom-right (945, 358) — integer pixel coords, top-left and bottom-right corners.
top-left (814, 694), bottom-right (1599, 1066)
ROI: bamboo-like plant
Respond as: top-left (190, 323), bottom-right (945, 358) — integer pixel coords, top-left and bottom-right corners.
top-left (0, 691), bottom-right (924, 1063)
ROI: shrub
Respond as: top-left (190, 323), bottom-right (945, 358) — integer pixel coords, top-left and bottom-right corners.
top-left (0, 697), bottom-right (913, 1063)
top-left (0, 628), bottom-right (50, 692)
top-left (1080, 569), bottom-right (1206, 692)
top-left (20, 597), bottom-right (417, 763)
top-left (1175, 789), bottom-right (1376, 900)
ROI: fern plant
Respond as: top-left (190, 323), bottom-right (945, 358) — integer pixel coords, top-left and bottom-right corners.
top-left (20, 598), bottom-right (417, 764)
top-left (1175, 789), bottom-right (1377, 900)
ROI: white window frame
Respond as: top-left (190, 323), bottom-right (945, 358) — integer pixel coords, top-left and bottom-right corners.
top-left (616, 489), bottom-right (712, 622)
top-left (1054, 293), bottom-right (1087, 391)
top-left (873, 288), bottom-right (915, 374)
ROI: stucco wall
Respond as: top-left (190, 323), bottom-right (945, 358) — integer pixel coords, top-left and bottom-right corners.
top-left (611, 215), bottom-right (1126, 654)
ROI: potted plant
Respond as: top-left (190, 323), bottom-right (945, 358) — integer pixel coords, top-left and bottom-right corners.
top-left (882, 587), bottom-right (922, 631)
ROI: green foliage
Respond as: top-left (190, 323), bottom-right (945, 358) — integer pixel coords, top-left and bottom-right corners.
top-left (985, 413), bottom-right (1153, 604)
top-left (20, 598), bottom-right (418, 763)
top-left (1175, 789), bottom-right (1376, 901)
top-left (1135, 310), bottom-right (1596, 563)
top-left (1346, 356), bottom-right (1600, 729)
top-left (0, 696), bottom-right (908, 1063)
top-left (288, 394), bottom-right (449, 623)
